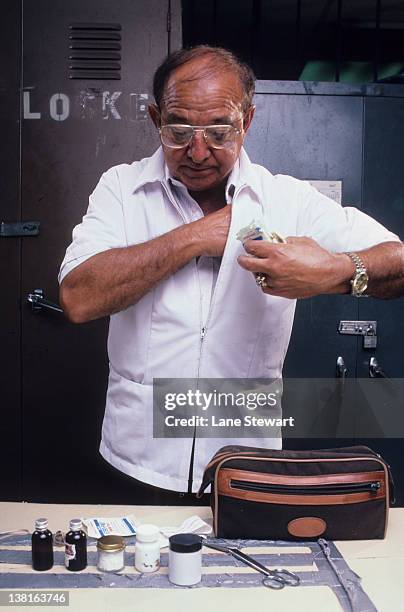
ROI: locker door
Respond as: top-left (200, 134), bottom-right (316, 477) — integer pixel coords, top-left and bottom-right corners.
top-left (355, 96), bottom-right (404, 504)
top-left (20, 0), bottom-right (180, 502)
top-left (243, 89), bottom-right (364, 444)
top-left (244, 89), bottom-right (363, 380)
top-left (0, 0), bottom-right (22, 499)
top-left (359, 96), bottom-right (404, 379)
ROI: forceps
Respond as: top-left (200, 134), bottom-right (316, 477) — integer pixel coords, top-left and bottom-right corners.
top-left (204, 541), bottom-right (300, 589)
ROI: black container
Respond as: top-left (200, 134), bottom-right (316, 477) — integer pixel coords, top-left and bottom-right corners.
top-left (65, 518), bottom-right (87, 571)
top-left (32, 518), bottom-right (54, 571)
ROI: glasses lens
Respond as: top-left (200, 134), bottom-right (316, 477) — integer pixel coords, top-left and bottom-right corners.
top-left (205, 126), bottom-right (236, 148)
top-left (161, 125), bottom-right (192, 148)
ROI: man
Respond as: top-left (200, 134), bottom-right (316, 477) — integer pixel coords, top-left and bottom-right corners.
top-left (59, 46), bottom-right (403, 495)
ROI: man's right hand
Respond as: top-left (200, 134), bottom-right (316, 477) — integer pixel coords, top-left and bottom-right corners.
top-left (190, 204), bottom-right (232, 257)
top-left (60, 204), bottom-right (232, 323)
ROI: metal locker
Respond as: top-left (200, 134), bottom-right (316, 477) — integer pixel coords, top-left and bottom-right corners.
top-left (244, 82), bottom-right (363, 381)
top-left (0, 0), bottom-right (22, 500)
top-left (244, 82), bottom-right (404, 502)
top-left (1, 0), bottom-right (181, 503)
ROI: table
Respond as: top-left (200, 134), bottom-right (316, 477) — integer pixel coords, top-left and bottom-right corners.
top-left (1, 503), bottom-right (403, 612)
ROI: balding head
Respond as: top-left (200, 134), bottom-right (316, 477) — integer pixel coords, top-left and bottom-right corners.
top-left (153, 45), bottom-right (256, 113)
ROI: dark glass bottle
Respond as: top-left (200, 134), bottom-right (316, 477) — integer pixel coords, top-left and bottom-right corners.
top-left (32, 518), bottom-right (54, 571)
top-left (65, 518), bottom-right (87, 571)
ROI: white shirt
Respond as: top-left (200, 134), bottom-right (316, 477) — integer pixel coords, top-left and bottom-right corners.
top-left (165, 161), bottom-right (238, 314)
top-left (59, 147), bottom-right (399, 492)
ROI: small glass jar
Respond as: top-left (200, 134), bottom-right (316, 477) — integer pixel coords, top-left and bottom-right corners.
top-left (65, 518), bottom-right (87, 571)
top-left (32, 518), bottom-right (54, 572)
top-left (135, 524), bottom-right (160, 573)
top-left (97, 535), bottom-right (125, 572)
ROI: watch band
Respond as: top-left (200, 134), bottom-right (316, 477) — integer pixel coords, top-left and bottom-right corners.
top-left (344, 252), bottom-right (369, 297)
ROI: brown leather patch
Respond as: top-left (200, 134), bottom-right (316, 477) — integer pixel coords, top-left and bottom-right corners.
top-left (288, 517), bottom-right (326, 538)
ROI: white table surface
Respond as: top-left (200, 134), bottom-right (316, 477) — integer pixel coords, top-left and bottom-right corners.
top-left (1, 502), bottom-right (403, 612)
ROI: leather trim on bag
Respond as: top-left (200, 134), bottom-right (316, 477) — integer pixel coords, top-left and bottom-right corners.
top-left (287, 517), bottom-right (327, 538)
top-left (219, 468), bottom-right (385, 487)
top-left (217, 468), bottom-right (385, 505)
top-left (217, 488), bottom-right (384, 506)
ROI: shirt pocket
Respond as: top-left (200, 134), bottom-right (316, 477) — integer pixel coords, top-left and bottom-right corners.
top-left (103, 365), bottom-right (150, 459)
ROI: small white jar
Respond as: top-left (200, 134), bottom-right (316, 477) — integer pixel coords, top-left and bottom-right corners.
top-left (97, 536), bottom-right (125, 572)
top-left (135, 524), bottom-right (160, 573)
top-left (168, 534), bottom-right (202, 586)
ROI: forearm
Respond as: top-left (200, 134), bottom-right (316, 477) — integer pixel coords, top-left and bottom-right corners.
top-left (356, 241), bottom-right (404, 298)
top-left (60, 223), bottom-right (199, 323)
top-left (328, 241), bottom-right (404, 297)
top-left (315, 241), bottom-right (404, 298)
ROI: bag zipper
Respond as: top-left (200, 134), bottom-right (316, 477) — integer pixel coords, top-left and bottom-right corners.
top-left (230, 479), bottom-right (382, 495)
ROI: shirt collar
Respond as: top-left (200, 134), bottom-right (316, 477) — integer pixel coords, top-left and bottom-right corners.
top-left (132, 146), bottom-right (264, 201)
top-left (165, 157), bottom-right (240, 204)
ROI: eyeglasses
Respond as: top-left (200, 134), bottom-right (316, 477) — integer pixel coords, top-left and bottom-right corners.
top-left (159, 123), bottom-right (243, 149)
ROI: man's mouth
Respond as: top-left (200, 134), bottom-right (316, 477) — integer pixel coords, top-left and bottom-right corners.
top-left (183, 166), bottom-right (215, 173)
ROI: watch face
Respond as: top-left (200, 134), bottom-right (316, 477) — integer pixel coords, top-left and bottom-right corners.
top-left (353, 271), bottom-right (369, 295)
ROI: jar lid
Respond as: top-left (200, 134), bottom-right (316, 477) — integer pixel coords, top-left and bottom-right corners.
top-left (97, 535), bottom-right (125, 551)
top-left (136, 524), bottom-right (160, 543)
top-left (169, 533), bottom-right (202, 553)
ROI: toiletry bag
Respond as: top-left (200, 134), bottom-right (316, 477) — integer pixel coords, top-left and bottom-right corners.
top-left (197, 445), bottom-right (394, 540)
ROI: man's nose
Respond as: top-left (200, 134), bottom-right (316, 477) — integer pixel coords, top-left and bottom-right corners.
top-left (187, 130), bottom-right (211, 163)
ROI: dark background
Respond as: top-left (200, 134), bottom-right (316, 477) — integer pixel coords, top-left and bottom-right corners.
top-left (183, 0), bottom-right (404, 83)
top-left (1, 0), bottom-right (403, 505)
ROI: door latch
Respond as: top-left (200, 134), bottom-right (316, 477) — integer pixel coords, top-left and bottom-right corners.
top-left (336, 356), bottom-right (348, 379)
top-left (338, 320), bottom-right (377, 349)
top-left (336, 356), bottom-right (347, 397)
top-left (27, 289), bottom-right (63, 313)
top-left (369, 357), bottom-right (388, 379)
top-left (0, 221), bottom-right (40, 237)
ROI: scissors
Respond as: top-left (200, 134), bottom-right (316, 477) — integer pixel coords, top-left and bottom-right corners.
top-left (203, 541), bottom-right (300, 589)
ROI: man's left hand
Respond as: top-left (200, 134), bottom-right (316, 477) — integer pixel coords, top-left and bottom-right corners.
top-left (237, 236), bottom-right (354, 299)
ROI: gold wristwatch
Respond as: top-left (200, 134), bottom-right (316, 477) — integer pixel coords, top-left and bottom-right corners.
top-left (345, 252), bottom-right (369, 297)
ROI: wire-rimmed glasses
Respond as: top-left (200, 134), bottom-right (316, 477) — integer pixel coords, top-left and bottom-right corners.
top-left (159, 123), bottom-right (243, 149)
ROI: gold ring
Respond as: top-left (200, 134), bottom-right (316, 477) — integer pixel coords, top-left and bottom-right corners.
top-left (255, 273), bottom-right (268, 289)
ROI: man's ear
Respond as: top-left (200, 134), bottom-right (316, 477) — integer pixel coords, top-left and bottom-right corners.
top-left (243, 105), bottom-right (256, 134)
top-left (148, 104), bottom-right (161, 129)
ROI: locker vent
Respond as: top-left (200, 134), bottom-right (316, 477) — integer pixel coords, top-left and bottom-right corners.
top-left (68, 22), bottom-right (121, 80)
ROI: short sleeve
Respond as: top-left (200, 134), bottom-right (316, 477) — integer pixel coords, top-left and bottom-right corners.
top-left (58, 167), bottom-right (127, 284)
top-left (296, 180), bottom-right (401, 252)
